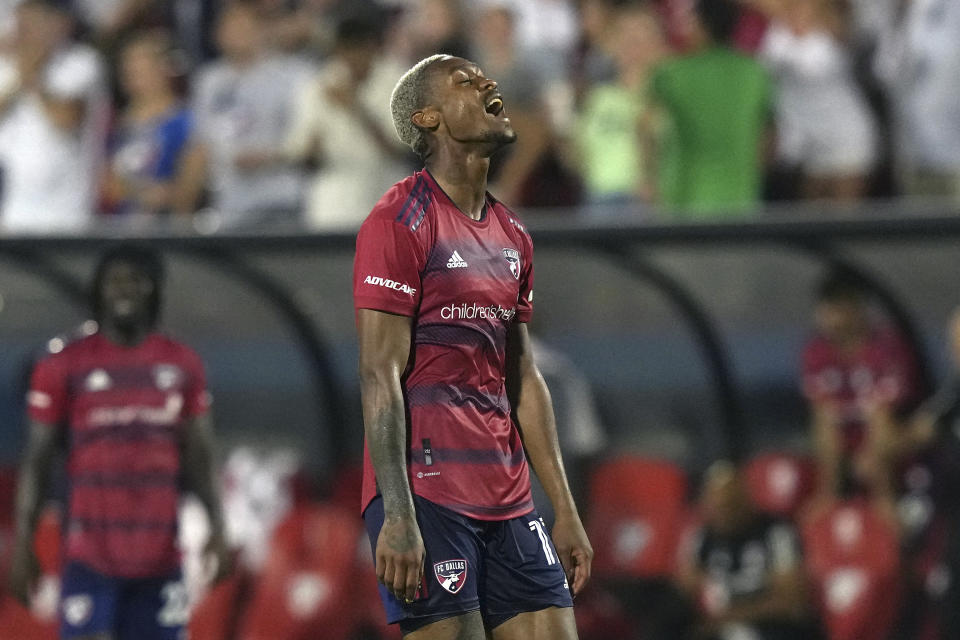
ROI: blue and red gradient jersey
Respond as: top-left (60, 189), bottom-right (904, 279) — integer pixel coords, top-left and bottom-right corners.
top-left (27, 332), bottom-right (210, 578)
top-left (353, 169), bottom-right (535, 521)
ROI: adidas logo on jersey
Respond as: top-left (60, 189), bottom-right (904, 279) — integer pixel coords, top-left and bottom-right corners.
top-left (446, 251), bottom-right (468, 268)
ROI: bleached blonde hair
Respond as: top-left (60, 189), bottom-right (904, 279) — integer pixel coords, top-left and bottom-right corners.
top-left (390, 54), bottom-right (452, 158)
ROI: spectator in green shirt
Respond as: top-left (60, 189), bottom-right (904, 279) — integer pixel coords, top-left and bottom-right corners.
top-left (647, 0), bottom-right (773, 219)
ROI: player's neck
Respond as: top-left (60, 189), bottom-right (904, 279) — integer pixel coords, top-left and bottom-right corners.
top-left (101, 323), bottom-right (151, 348)
top-left (425, 151), bottom-right (490, 221)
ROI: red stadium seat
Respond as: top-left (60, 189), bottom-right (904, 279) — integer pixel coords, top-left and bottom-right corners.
top-left (744, 452), bottom-right (816, 519)
top-left (188, 571), bottom-right (252, 640)
top-left (237, 503), bottom-right (380, 640)
top-left (32, 507), bottom-right (61, 576)
top-left (327, 463), bottom-right (363, 514)
top-left (0, 500), bottom-right (59, 640)
top-left (802, 500), bottom-right (901, 640)
top-left (0, 596), bottom-right (57, 640)
top-left (586, 456), bottom-right (688, 579)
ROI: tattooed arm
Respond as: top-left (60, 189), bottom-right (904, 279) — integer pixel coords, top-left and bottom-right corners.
top-left (357, 308), bottom-right (424, 603)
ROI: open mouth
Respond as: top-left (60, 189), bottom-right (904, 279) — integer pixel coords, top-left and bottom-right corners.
top-left (484, 96), bottom-right (504, 116)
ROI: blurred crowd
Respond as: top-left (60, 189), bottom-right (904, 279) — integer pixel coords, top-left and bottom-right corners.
top-left (0, 0), bottom-right (957, 234)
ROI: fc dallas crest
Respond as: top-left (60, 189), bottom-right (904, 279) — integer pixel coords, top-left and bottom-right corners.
top-left (434, 559), bottom-right (467, 594)
top-left (502, 248), bottom-right (521, 280)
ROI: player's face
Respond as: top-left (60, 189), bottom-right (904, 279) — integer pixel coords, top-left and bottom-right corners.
top-left (815, 299), bottom-right (865, 345)
top-left (100, 262), bottom-right (154, 330)
top-left (702, 466), bottom-right (748, 530)
top-left (425, 57), bottom-right (516, 151)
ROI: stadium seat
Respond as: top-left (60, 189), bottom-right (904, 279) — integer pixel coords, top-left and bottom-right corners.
top-left (188, 571), bottom-right (252, 640)
top-left (237, 502), bottom-right (381, 640)
top-left (744, 451), bottom-right (816, 519)
top-left (0, 596), bottom-right (57, 640)
top-left (802, 500), bottom-right (901, 640)
top-left (327, 462), bottom-right (364, 513)
top-left (586, 456), bottom-right (688, 579)
top-left (0, 501), bottom-right (59, 640)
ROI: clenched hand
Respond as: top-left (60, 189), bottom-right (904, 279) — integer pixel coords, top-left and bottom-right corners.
top-left (376, 513), bottom-right (425, 603)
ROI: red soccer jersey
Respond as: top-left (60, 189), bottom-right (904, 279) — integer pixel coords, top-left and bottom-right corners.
top-left (27, 332), bottom-right (210, 578)
top-left (353, 169), bottom-right (534, 521)
top-left (801, 329), bottom-right (918, 453)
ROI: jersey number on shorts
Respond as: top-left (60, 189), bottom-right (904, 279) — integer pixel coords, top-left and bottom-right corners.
top-left (158, 581), bottom-right (190, 627)
top-left (528, 518), bottom-right (557, 566)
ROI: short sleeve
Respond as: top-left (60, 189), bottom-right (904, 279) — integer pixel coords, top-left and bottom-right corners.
top-left (27, 356), bottom-right (68, 425)
top-left (353, 219), bottom-right (425, 317)
top-left (182, 350), bottom-right (212, 418)
top-left (45, 47), bottom-right (101, 100)
top-left (515, 230), bottom-right (534, 323)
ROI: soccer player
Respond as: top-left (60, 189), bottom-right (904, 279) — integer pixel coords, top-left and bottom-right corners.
top-left (801, 271), bottom-right (919, 503)
top-left (353, 55), bottom-right (593, 639)
top-left (9, 246), bottom-right (230, 640)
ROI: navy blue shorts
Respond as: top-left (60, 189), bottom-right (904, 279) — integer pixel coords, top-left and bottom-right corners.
top-left (59, 562), bottom-right (188, 640)
top-left (364, 495), bottom-right (573, 633)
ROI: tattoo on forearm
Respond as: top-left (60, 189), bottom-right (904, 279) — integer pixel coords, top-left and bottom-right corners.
top-left (366, 405), bottom-right (414, 517)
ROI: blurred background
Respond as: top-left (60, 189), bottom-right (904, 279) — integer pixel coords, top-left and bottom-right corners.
top-left (1, 0), bottom-right (960, 638)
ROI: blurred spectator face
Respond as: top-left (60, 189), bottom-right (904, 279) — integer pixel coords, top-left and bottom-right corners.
top-left (611, 6), bottom-right (665, 73)
top-left (334, 18), bottom-right (382, 81)
top-left (216, 3), bottom-right (262, 62)
top-left (781, 0), bottom-right (818, 32)
top-left (119, 35), bottom-right (174, 101)
top-left (476, 6), bottom-right (515, 52)
top-left (14, 1), bottom-right (69, 50)
top-left (339, 38), bottom-right (378, 81)
top-left (815, 296), bottom-right (868, 346)
top-left (414, 0), bottom-right (461, 45)
top-left (581, 0), bottom-right (614, 44)
top-left (702, 461), bottom-right (751, 532)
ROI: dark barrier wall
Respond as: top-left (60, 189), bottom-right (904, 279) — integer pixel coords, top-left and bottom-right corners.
top-left (2, 209), bottom-right (959, 483)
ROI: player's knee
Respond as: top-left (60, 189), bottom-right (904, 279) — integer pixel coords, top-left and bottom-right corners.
top-left (405, 610), bottom-right (485, 640)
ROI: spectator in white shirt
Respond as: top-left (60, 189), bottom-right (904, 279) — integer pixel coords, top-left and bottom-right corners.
top-left (0, 0), bottom-right (108, 233)
top-left (282, 15), bottom-right (409, 230)
top-left (757, 0), bottom-right (878, 202)
top-left (174, 1), bottom-right (310, 227)
top-left (874, 0), bottom-right (960, 202)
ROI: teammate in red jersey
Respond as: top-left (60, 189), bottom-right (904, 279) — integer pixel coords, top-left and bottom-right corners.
top-left (801, 271), bottom-right (920, 503)
top-left (9, 246), bottom-right (230, 640)
top-left (353, 54), bottom-right (592, 639)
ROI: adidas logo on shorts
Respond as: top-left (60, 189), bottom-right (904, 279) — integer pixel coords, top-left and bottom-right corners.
top-left (446, 251), bottom-right (468, 268)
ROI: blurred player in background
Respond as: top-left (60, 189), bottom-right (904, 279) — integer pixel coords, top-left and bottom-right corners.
top-left (9, 245), bottom-right (229, 640)
top-left (354, 54), bottom-right (592, 639)
top-left (801, 271), bottom-right (919, 509)
top-left (678, 461), bottom-right (819, 640)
